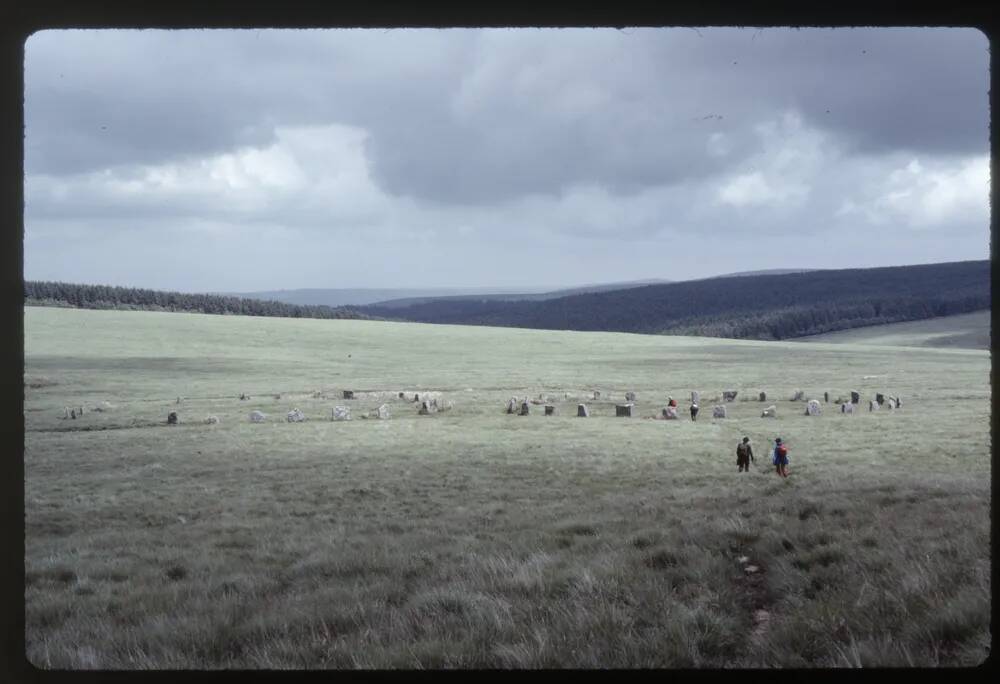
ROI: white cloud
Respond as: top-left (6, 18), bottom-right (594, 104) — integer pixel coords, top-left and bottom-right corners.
top-left (838, 155), bottom-right (990, 230)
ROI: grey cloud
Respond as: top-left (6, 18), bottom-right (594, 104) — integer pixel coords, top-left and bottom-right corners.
top-left (25, 27), bottom-right (988, 208)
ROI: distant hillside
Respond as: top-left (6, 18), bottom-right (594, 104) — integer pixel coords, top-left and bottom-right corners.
top-left (359, 260), bottom-right (990, 341)
top-left (791, 310), bottom-right (991, 350)
top-left (228, 279), bottom-right (674, 309)
top-left (371, 278), bottom-right (674, 309)
top-left (25, 281), bottom-right (369, 321)
top-left (706, 268), bottom-right (817, 279)
top-left (225, 287), bottom-right (537, 308)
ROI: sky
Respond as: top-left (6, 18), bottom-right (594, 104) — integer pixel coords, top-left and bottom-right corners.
top-left (23, 27), bottom-right (990, 293)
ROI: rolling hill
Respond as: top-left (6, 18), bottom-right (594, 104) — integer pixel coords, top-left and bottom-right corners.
top-left (790, 310), bottom-right (991, 350)
top-left (358, 260), bottom-right (990, 341)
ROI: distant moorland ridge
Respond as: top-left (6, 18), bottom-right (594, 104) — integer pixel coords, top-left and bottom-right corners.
top-left (359, 260), bottom-right (990, 341)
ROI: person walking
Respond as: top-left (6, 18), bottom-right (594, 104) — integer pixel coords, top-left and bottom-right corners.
top-left (736, 436), bottom-right (754, 472)
top-left (690, 403), bottom-right (699, 421)
top-left (772, 437), bottom-right (789, 477)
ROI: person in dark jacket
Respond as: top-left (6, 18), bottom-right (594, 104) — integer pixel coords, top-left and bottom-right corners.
top-left (690, 403), bottom-right (699, 421)
top-left (736, 437), bottom-right (754, 472)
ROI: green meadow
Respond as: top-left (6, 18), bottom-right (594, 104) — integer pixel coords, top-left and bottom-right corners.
top-left (23, 306), bottom-right (991, 668)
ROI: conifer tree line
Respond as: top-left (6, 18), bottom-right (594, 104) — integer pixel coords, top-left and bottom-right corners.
top-left (24, 281), bottom-right (369, 321)
top-left (362, 259), bottom-right (990, 341)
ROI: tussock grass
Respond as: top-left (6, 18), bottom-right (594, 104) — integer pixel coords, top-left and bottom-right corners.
top-left (23, 307), bottom-right (990, 668)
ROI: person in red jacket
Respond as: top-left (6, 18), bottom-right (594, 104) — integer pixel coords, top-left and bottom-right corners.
top-left (667, 396), bottom-right (678, 408)
top-left (772, 437), bottom-right (789, 477)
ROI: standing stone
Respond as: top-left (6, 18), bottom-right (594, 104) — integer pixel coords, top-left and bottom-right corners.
top-left (876, 393), bottom-right (885, 406)
top-left (663, 406), bottom-right (679, 419)
top-left (506, 397), bottom-right (518, 414)
top-left (841, 402), bottom-right (855, 414)
top-left (759, 391), bottom-right (766, 402)
top-left (577, 404), bottom-right (589, 417)
top-left (286, 408), bottom-right (306, 422)
top-left (332, 406), bottom-right (350, 421)
top-left (790, 390), bottom-right (804, 401)
top-left (593, 390), bottom-right (601, 400)
top-left (625, 391), bottom-right (636, 402)
top-left (250, 410), bottom-right (267, 423)
top-left (805, 399), bottom-right (821, 416)
top-left (713, 405), bottom-right (727, 418)
top-left (869, 400), bottom-right (879, 412)
top-left (895, 396), bottom-right (902, 408)
top-left (691, 391), bottom-right (700, 405)
top-left (205, 415), bottom-right (220, 424)
top-left (824, 391), bottom-right (829, 403)
top-left (167, 412), bottom-right (178, 425)
top-left (343, 390), bottom-right (355, 400)
top-left (616, 403), bottom-right (635, 417)
top-left (375, 404), bottom-right (391, 419)
top-left (723, 390), bottom-right (738, 402)
top-left (398, 392), bottom-right (405, 399)
top-left (414, 393), bottom-right (420, 402)
top-left (544, 405), bottom-right (555, 416)
top-left (176, 397), bottom-right (181, 404)
top-left (519, 401), bottom-right (530, 416)
top-left (70, 409), bottom-right (76, 419)
top-left (850, 391), bottom-right (860, 404)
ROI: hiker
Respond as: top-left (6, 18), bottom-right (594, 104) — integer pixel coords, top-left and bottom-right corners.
top-left (736, 437), bottom-right (754, 472)
top-left (690, 403), bottom-right (699, 421)
top-left (772, 437), bottom-right (789, 477)
top-left (667, 396), bottom-right (678, 408)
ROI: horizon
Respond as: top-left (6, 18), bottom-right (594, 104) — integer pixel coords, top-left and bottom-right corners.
top-left (23, 257), bottom-right (989, 298)
top-left (24, 28), bottom-right (990, 292)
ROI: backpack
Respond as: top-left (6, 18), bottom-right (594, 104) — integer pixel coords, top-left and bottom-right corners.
top-left (736, 443), bottom-right (748, 458)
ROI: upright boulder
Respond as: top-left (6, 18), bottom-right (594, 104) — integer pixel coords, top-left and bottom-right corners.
top-left (625, 391), bottom-right (636, 402)
top-left (205, 415), bottom-right (220, 425)
top-left (876, 393), bottom-right (885, 406)
top-left (250, 410), bottom-right (266, 423)
top-left (805, 399), bottom-right (821, 416)
top-left (286, 408), bottom-right (306, 422)
top-left (593, 390), bottom-right (601, 400)
top-left (850, 391), bottom-right (860, 404)
top-left (332, 406), bottom-right (351, 421)
top-left (544, 405), bottom-right (555, 416)
top-left (869, 400), bottom-right (879, 412)
top-left (824, 391), bottom-right (829, 403)
top-left (713, 405), bottom-right (727, 418)
top-left (759, 391), bottom-right (767, 402)
top-left (722, 390), bottom-right (738, 402)
top-left (577, 404), bottom-right (589, 417)
top-left (616, 404), bottom-right (635, 417)
top-left (791, 390), bottom-right (804, 401)
top-left (506, 397), bottom-right (518, 414)
top-left (841, 403), bottom-right (855, 414)
top-left (519, 401), bottom-right (530, 416)
top-left (691, 390), bottom-right (700, 404)
top-left (167, 411), bottom-right (179, 425)
top-left (375, 404), bottom-right (391, 419)
top-left (343, 390), bottom-right (355, 400)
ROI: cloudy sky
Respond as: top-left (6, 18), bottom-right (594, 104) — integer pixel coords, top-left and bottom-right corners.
top-left (24, 28), bottom-right (990, 292)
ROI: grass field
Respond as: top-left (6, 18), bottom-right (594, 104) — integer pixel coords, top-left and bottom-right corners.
top-left (792, 310), bottom-right (990, 350)
top-left (23, 306), bottom-right (991, 668)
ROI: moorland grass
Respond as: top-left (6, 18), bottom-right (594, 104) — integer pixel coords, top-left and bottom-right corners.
top-left (23, 307), bottom-right (990, 668)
